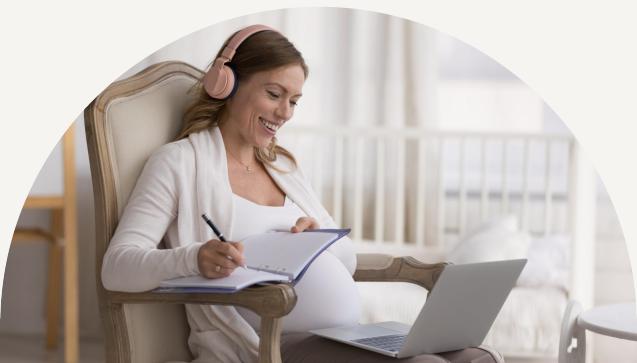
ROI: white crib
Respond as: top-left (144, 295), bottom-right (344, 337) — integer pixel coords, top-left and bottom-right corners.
top-left (278, 126), bottom-right (596, 360)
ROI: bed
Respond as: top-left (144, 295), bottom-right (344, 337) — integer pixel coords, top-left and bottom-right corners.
top-left (277, 126), bottom-right (596, 360)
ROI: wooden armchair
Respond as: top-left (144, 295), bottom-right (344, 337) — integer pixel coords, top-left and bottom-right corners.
top-left (85, 61), bottom-right (447, 363)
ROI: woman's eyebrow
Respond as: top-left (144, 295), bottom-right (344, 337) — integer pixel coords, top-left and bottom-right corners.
top-left (264, 82), bottom-right (302, 97)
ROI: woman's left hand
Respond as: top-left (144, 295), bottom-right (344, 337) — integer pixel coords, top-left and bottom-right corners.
top-left (291, 217), bottom-right (319, 233)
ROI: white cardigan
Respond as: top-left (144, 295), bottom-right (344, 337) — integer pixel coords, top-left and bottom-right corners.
top-left (102, 127), bottom-right (357, 363)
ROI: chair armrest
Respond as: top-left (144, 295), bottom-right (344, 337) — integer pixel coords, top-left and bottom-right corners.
top-left (107, 283), bottom-right (297, 318)
top-left (354, 253), bottom-right (450, 291)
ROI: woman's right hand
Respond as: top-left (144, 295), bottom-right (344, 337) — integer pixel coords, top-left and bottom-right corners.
top-left (197, 240), bottom-right (245, 278)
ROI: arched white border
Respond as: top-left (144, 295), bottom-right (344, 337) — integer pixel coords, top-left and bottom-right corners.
top-left (1, 1), bottom-right (636, 314)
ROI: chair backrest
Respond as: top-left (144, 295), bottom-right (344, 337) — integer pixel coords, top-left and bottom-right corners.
top-left (85, 61), bottom-right (203, 363)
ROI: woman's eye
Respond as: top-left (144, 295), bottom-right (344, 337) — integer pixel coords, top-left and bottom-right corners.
top-left (267, 91), bottom-right (280, 99)
top-left (290, 100), bottom-right (298, 107)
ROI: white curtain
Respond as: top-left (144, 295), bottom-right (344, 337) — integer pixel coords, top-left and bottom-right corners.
top-left (126, 8), bottom-right (437, 127)
top-left (123, 7), bottom-right (441, 243)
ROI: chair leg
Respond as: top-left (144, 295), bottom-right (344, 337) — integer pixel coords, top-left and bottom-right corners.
top-left (259, 317), bottom-right (283, 363)
top-left (104, 302), bottom-right (132, 363)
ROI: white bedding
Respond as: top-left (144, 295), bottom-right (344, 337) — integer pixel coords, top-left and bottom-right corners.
top-left (356, 282), bottom-right (567, 357)
top-left (483, 286), bottom-right (566, 357)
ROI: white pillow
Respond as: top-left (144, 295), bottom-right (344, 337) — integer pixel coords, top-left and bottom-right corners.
top-left (517, 235), bottom-right (570, 289)
top-left (447, 216), bottom-right (531, 265)
top-left (446, 215), bottom-right (571, 290)
top-left (463, 214), bottom-right (519, 238)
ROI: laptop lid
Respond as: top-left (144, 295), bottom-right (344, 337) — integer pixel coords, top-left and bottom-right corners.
top-left (398, 259), bottom-right (526, 357)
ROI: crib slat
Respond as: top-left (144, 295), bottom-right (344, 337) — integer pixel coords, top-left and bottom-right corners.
top-left (437, 137), bottom-right (446, 247)
top-left (480, 137), bottom-right (488, 221)
top-left (394, 138), bottom-right (406, 245)
top-left (312, 137), bottom-right (324, 201)
top-left (415, 138), bottom-right (427, 247)
top-left (501, 139), bottom-right (509, 214)
top-left (458, 137), bottom-right (467, 236)
top-left (544, 140), bottom-right (553, 236)
top-left (563, 140), bottom-right (573, 233)
top-left (332, 136), bottom-right (344, 227)
top-left (375, 138), bottom-right (385, 244)
top-left (353, 137), bottom-right (365, 241)
top-left (521, 138), bottom-right (530, 232)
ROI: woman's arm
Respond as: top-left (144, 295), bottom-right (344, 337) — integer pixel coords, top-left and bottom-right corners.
top-left (101, 144), bottom-right (203, 292)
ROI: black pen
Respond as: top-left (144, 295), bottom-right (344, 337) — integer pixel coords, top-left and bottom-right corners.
top-left (201, 214), bottom-right (227, 242)
top-left (201, 214), bottom-right (247, 268)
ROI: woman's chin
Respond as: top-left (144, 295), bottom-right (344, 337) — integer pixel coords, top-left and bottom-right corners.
top-left (255, 136), bottom-right (275, 149)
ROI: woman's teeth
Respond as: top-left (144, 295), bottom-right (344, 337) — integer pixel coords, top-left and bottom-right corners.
top-left (260, 118), bottom-right (279, 132)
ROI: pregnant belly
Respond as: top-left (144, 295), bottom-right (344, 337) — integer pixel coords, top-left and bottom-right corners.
top-left (237, 251), bottom-right (361, 332)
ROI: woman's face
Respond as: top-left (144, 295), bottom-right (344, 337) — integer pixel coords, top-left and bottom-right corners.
top-left (224, 64), bottom-right (305, 148)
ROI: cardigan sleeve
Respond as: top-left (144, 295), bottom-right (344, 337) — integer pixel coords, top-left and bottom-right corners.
top-left (101, 143), bottom-right (204, 292)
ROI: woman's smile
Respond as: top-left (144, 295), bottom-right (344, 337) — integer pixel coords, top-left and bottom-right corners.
top-left (258, 117), bottom-right (281, 135)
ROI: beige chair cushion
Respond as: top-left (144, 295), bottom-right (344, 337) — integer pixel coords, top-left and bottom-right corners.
top-left (106, 73), bottom-right (198, 362)
top-left (107, 75), bottom-right (194, 216)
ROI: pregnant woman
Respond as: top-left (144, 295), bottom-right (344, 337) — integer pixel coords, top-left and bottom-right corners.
top-left (101, 24), bottom-right (498, 363)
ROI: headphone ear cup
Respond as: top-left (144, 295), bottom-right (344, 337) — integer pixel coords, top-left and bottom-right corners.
top-left (203, 62), bottom-right (237, 100)
top-left (225, 67), bottom-right (239, 99)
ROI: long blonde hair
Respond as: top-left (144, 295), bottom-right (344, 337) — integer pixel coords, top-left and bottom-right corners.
top-left (177, 28), bottom-right (309, 171)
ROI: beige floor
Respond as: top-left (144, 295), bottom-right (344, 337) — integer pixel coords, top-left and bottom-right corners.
top-left (0, 333), bottom-right (557, 363)
top-left (19, 333), bottom-right (637, 363)
top-left (0, 334), bottom-right (104, 363)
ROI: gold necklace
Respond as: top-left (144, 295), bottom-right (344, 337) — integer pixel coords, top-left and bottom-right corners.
top-left (227, 150), bottom-right (256, 173)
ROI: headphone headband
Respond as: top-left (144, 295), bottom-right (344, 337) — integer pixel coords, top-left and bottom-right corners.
top-left (220, 24), bottom-right (275, 60)
top-left (203, 24), bottom-right (277, 99)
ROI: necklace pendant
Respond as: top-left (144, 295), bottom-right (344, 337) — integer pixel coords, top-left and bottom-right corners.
top-left (246, 166), bottom-right (252, 173)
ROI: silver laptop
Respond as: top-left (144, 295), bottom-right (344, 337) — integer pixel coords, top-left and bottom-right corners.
top-left (310, 259), bottom-right (526, 358)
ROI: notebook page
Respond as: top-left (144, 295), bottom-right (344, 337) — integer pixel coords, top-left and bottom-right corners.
top-left (242, 231), bottom-right (341, 279)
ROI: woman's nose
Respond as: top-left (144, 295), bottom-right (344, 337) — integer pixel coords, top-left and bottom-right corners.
top-left (275, 101), bottom-right (293, 120)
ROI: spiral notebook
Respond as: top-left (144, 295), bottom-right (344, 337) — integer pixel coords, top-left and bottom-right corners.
top-left (156, 228), bottom-right (350, 293)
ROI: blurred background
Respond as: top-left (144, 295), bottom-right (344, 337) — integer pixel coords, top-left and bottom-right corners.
top-left (1, 7), bottom-right (634, 363)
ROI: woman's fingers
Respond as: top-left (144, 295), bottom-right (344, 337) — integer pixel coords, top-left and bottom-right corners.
top-left (231, 241), bottom-right (245, 254)
top-left (291, 217), bottom-right (319, 233)
top-left (214, 240), bottom-right (245, 266)
top-left (197, 239), bottom-right (245, 278)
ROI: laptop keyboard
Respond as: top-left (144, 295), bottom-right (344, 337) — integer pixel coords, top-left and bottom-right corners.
top-left (352, 334), bottom-right (406, 352)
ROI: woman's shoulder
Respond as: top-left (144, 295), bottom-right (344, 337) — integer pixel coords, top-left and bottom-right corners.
top-left (146, 138), bottom-right (195, 169)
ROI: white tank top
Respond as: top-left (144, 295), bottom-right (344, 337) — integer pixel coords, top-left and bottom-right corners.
top-left (231, 194), bottom-right (361, 333)
top-left (230, 194), bottom-right (305, 241)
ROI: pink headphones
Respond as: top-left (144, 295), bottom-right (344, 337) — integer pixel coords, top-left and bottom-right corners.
top-left (203, 24), bottom-right (276, 100)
